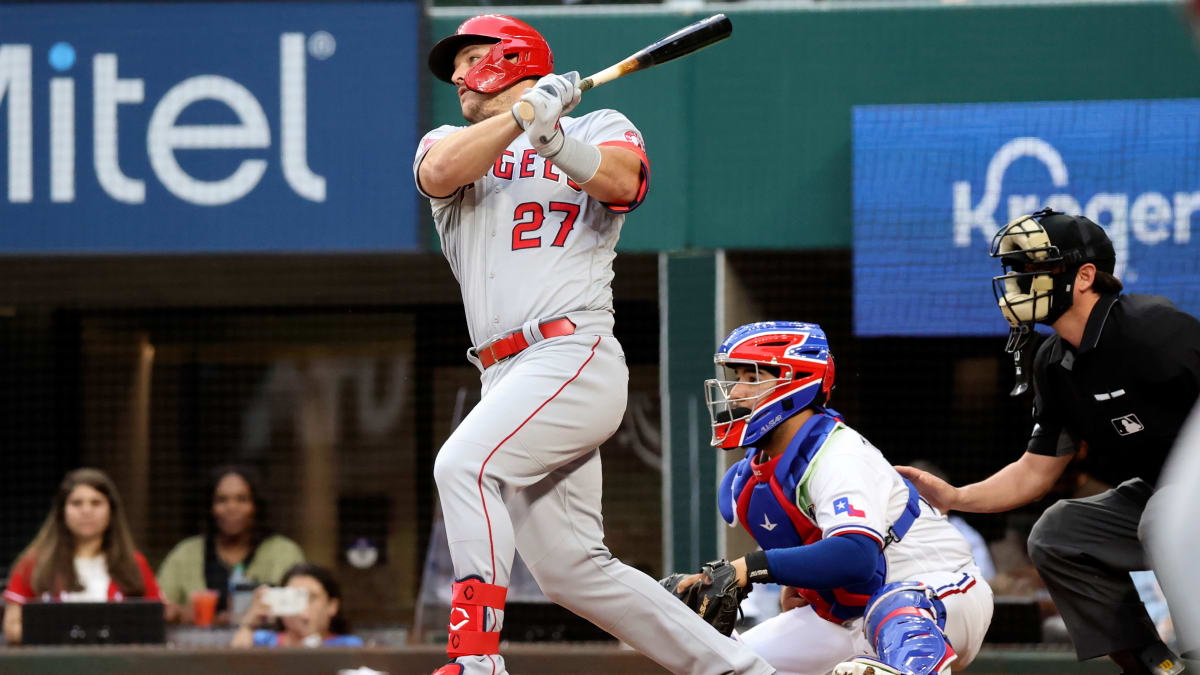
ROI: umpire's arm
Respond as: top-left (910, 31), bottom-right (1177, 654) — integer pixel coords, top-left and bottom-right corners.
top-left (898, 451), bottom-right (1073, 514)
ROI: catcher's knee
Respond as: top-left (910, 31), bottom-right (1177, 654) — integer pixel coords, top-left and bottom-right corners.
top-left (863, 581), bottom-right (955, 675)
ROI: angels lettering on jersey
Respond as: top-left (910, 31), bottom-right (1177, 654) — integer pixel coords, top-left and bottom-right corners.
top-left (415, 109), bottom-right (649, 213)
top-left (491, 147), bottom-right (584, 193)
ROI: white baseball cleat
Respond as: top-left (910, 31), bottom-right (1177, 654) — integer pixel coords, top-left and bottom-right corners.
top-left (832, 655), bottom-right (905, 675)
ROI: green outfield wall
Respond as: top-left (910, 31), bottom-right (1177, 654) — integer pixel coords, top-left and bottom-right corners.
top-left (429, 1), bottom-right (1200, 251)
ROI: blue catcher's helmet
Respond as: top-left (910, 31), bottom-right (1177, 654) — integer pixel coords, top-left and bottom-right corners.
top-left (705, 321), bottom-right (836, 449)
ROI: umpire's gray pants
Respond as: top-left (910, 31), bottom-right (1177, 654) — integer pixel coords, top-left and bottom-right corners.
top-left (1027, 478), bottom-right (1164, 660)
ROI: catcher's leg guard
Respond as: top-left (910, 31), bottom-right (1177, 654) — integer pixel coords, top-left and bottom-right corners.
top-left (430, 663), bottom-right (465, 675)
top-left (445, 576), bottom-right (507, 659)
top-left (855, 581), bottom-right (956, 675)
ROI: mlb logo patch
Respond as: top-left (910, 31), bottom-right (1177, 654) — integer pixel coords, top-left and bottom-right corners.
top-left (1111, 414), bottom-right (1145, 436)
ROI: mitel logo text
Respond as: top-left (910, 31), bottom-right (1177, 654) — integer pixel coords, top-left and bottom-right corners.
top-left (952, 137), bottom-right (1200, 280)
top-left (0, 33), bottom-right (328, 206)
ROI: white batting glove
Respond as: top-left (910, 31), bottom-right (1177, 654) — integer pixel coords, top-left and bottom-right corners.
top-left (513, 72), bottom-right (581, 155)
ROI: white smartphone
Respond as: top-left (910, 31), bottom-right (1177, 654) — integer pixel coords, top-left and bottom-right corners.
top-left (263, 587), bottom-right (309, 616)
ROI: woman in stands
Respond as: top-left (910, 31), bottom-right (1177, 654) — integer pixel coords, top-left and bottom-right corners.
top-left (157, 465), bottom-right (304, 624)
top-left (3, 467), bottom-right (161, 644)
top-left (231, 562), bottom-right (362, 648)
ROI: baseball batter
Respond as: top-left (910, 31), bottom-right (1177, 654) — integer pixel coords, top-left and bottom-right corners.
top-left (695, 322), bottom-right (993, 675)
top-left (415, 15), bottom-right (774, 675)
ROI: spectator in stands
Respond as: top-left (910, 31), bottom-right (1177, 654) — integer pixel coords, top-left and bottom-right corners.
top-left (231, 562), bottom-right (362, 647)
top-left (3, 468), bottom-right (162, 645)
top-left (157, 465), bottom-right (304, 624)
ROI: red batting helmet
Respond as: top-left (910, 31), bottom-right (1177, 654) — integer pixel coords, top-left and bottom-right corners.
top-left (428, 15), bottom-right (553, 94)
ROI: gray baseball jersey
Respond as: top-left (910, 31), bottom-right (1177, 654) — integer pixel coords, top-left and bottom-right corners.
top-left (415, 112), bottom-right (775, 675)
top-left (414, 109), bottom-right (647, 348)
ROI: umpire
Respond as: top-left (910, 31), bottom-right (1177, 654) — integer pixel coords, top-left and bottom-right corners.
top-left (898, 209), bottom-right (1200, 674)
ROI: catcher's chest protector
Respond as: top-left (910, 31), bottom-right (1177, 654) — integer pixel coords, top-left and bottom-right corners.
top-left (719, 413), bottom-right (887, 624)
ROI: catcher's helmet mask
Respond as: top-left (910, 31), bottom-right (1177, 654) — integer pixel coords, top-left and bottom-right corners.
top-left (989, 208), bottom-right (1116, 354)
top-left (708, 363), bottom-right (786, 425)
top-left (428, 15), bottom-right (554, 94)
top-left (705, 322), bottom-right (835, 449)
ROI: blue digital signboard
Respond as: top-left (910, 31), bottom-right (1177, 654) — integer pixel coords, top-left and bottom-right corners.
top-left (0, 2), bottom-right (420, 252)
top-left (853, 99), bottom-right (1200, 337)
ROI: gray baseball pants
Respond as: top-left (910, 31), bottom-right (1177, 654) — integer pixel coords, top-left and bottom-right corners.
top-left (433, 313), bottom-right (774, 675)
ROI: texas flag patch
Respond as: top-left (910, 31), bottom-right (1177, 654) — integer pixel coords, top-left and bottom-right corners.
top-left (833, 497), bottom-right (866, 518)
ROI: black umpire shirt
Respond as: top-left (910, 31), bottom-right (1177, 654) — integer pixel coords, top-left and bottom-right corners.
top-left (1028, 293), bottom-right (1200, 488)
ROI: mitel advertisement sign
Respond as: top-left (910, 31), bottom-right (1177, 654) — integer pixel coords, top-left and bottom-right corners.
top-left (0, 2), bottom-right (420, 252)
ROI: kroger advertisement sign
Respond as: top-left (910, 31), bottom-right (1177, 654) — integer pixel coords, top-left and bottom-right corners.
top-left (853, 99), bottom-right (1200, 337)
top-left (0, 3), bottom-right (420, 252)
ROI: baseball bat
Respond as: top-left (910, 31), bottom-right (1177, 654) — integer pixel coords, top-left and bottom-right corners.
top-left (515, 13), bottom-right (733, 123)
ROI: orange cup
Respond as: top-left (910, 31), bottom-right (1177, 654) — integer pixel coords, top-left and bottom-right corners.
top-left (190, 589), bottom-right (219, 627)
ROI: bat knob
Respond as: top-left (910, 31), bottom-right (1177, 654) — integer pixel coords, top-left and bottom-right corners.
top-left (516, 101), bottom-right (535, 124)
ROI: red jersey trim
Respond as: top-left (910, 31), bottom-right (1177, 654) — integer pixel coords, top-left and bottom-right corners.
top-left (597, 141), bottom-right (650, 214)
top-left (826, 525), bottom-right (886, 548)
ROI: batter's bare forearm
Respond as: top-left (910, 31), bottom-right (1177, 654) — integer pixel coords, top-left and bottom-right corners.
top-left (580, 145), bottom-right (642, 204)
top-left (420, 113), bottom-right (524, 196)
top-left (954, 451), bottom-right (1072, 513)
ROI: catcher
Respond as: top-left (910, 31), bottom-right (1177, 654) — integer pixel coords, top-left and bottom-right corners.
top-left (665, 322), bottom-right (993, 675)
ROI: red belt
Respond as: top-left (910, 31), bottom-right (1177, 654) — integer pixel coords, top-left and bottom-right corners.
top-left (477, 318), bottom-right (576, 369)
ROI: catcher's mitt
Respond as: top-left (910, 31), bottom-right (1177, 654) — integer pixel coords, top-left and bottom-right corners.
top-left (659, 558), bottom-right (751, 636)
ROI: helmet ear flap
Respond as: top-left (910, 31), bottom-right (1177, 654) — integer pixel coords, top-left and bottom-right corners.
top-left (820, 354), bottom-right (835, 404)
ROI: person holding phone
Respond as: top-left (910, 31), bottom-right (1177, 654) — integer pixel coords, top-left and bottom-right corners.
top-left (230, 563), bottom-right (361, 648)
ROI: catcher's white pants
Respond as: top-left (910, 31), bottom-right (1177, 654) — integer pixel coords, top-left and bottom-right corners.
top-left (738, 567), bottom-right (993, 675)
top-left (434, 315), bottom-right (774, 675)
